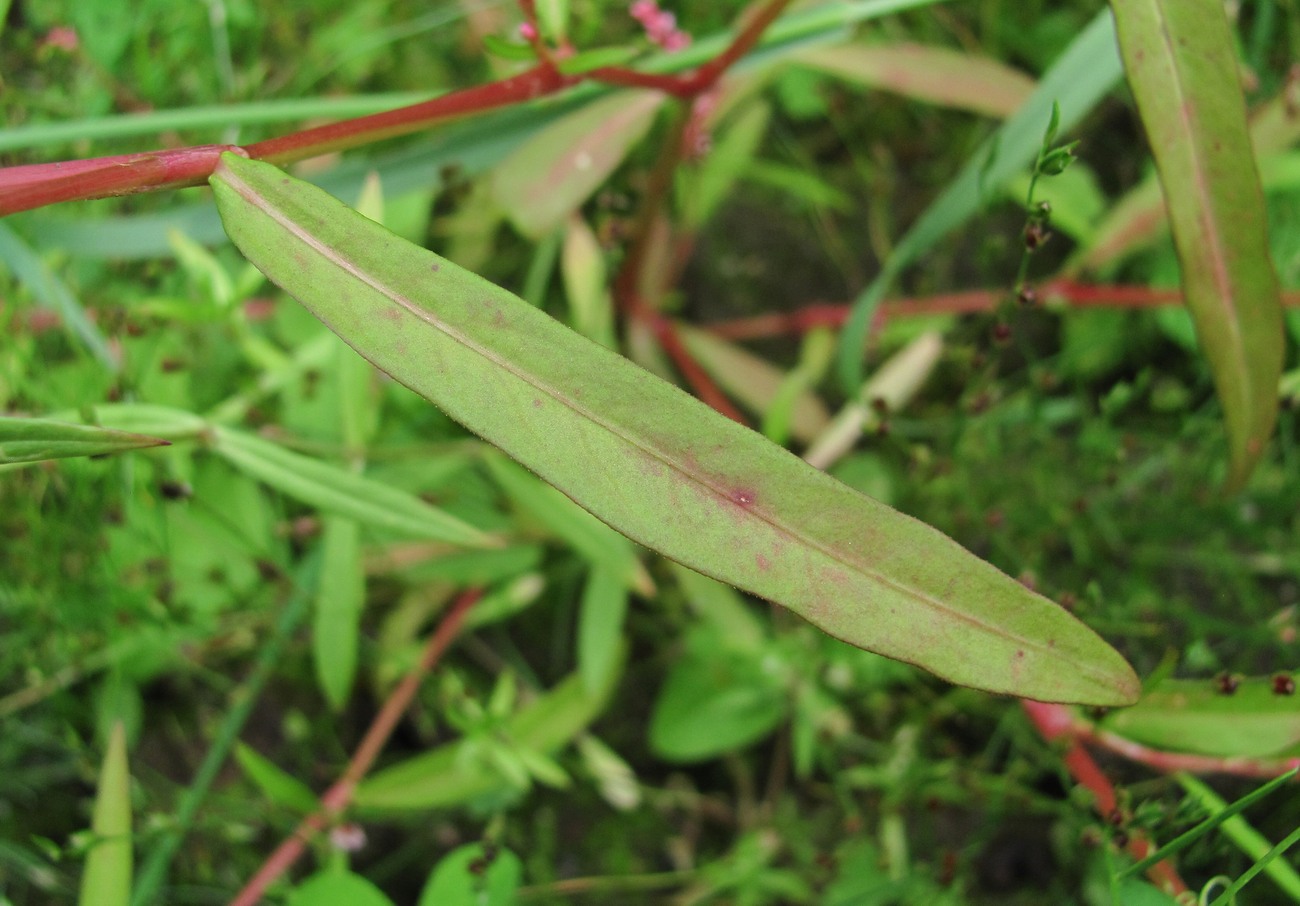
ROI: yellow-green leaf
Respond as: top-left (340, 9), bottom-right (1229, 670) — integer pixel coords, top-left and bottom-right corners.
top-left (211, 152), bottom-right (1138, 705)
top-left (796, 42), bottom-right (1035, 119)
top-left (1110, 0), bottom-right (1285, 488)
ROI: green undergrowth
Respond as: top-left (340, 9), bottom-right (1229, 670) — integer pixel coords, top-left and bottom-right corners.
top-left (2, 1), bottom-right (1299, 904)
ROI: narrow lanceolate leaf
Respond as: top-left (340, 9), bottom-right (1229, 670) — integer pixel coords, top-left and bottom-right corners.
top-left (212, 152), bottom-right (1138, 705)
top-left (491, 89), bottom-right (664, 239)
top-left (1111, 0), bottom-right (1284, 488)
top-left (795, 43), bottom-right (1035, 119)
top-left (211, 425), bottom-right (494, 548)
top-left (0, 415), bottom-right (168, 464)
top-left (79, 722), bottom-right (131, 906)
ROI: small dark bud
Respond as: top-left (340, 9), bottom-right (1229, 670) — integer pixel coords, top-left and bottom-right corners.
top-left (992, 322), bottom-right (1012, 343)
top-left (1272, 674), bottom-right (1296, 696)
top-left (1214, 672), bottom-right (1240, 695)
top-left (1024, 221), bottom-right (1051, 251)
top-left (1017, 287), bottom-right (1037, 307)
top-left (159, 480), bottom-right (192, 501)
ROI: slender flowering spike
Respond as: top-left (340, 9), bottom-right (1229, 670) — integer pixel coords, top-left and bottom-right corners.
top-left (629, 0), bottom-right (690, 52)
top-left (661, 29), bottom-right (691, 51)
top-left (630, 0), bottom-right (658, 22)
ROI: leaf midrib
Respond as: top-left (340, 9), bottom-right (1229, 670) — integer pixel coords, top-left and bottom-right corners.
top-left (218, 163), bottom-right (1083, 666)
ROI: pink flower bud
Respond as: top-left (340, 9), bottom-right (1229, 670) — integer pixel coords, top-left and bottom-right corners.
top-left (518, 21), bottom-right (538, 41)
top-left (661, 30), bottom-right (690, 52)
top-left (630, 0), bottom-right (658, 22)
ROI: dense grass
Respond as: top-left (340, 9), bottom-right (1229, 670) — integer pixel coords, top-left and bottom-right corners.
top-left (2, 1), bottom-right (1299, 904)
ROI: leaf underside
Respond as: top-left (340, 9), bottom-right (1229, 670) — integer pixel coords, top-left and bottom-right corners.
top-left (210, 152), bottom-right (1137, 705)
top-left (1111, 0), bottom-right (1284, 488)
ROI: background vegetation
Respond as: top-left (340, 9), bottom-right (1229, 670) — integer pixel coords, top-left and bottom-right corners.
top-left (1, 0), bottom-right (1298, 903)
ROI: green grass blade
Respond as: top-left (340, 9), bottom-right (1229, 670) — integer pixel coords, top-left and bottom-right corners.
top-left (210, 152), bottom-right (1138, 705)
top-left (578, 566), bottom-right (629, 695)
top-left (1121, 768), bottom-right (1299, 880)
top-left (836, 9), bottom-right (1124, 392)
top-left (314, 517), bottom-right (365, 710)
top-left (0, 221), bottom-right (118, 370)
top-left (211, 425), bottom-right (496, 548)
top-left (1110, 0), bottom-right (1284, 489)
top-left (78, 721), bottom-right (132, 906)
top-left (1179, 773), bottom-right (1300, 904)
top-left (0, 94), bottom-right (434, 153)
top-left (0, 415), bottom-right (168, 464)
top-left (131, 554), bottom-right (320, 905)
top-left (1209, 826), bottom-right (1300, 906)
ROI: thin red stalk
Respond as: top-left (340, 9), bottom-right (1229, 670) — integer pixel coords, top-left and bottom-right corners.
top-left (229, 588), bottom-right (481, 906)
top-left (704, 282), bottom-right (1300, 341)
top-left (1, 1), bottom-right (791, 217)
top-left (244, 64), bottom-right (571, 163)
top-left (678, 0), bottom-right (791, 93)
top-left (0, 65), bottom-right (577, 216)
top-left (604, 0), bottom-right (791, 421)
top-left (592, 0), bottom-right (792, 98)
top-left (1081, 724), bottom-right (1300, 780)
top-left (1022, 701), bottom-right (1189, 896)
top-left (654, 313), bottom-right (748, 423)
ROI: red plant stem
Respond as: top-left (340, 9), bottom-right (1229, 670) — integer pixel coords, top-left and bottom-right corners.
top-left (653, 312), bottom-right (748, 423)
top-left (1072, 718), bottom-right (1300, 780)
top-left (704, 280), bottom-right (1300, 341)
top-left (604, 0), bottom-right (791, 423)
top-left (0, 144), bottom-right (241, 216)
top-left (0, 64), bottom-right (578, 216)
top-left (592, 0), bottom-right (792, 98)
top-left (244, 64), bottom-right (571, 163)
top-left (0, 1), bottom-right (791, 217)
top-left (1022, 701), bottom-right (1189, 896)
top-left (229, 588), bottom-right (481, 906)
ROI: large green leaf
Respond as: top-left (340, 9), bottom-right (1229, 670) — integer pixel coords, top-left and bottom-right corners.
top-left (1110, 0), bottom-right (1284, 488)
top-left (210, 152), bottom-right (1138, 705)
